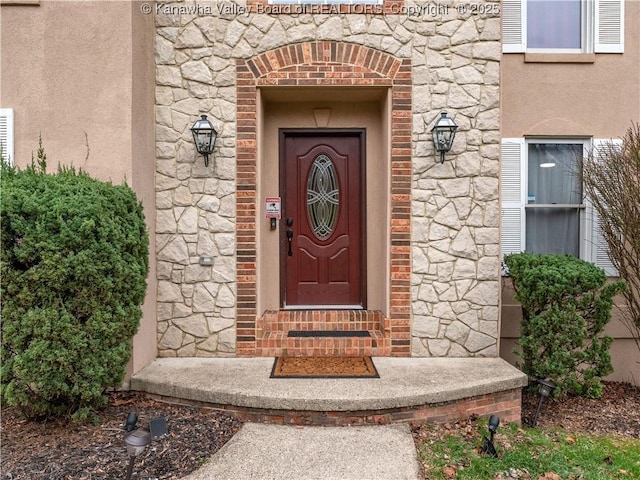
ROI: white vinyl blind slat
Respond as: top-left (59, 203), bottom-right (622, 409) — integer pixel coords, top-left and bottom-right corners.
top-left (0, 108), bottom-right (14, 165)
top-left (591, 139), bottom-right (622, 276)
top-left (595, 0), bottom-right (624, 53)
top-left (501, 139), bottom-right (525, 262)
top-left (502, 0), bottom-right (525, 53)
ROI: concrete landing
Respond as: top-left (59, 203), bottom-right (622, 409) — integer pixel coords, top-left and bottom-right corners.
top-left (130, 357), bottom-right (527, 424)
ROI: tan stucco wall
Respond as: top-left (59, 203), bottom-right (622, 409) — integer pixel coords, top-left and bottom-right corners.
top-left (500, 281), bottom-right (640, 386)
top-left (501, 0), bottom-right (640, 138)
top-left (499, 0), bottom-right (640, 385)
top-left (130, 1), bottom-right (158, 375)
top-left (1, 1), bottom-right (157, 375)
top-left (258, 87), bottom-right (390, 314)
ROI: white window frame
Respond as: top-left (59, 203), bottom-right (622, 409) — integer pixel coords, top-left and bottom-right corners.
top-left (0, 108), bottom-right (14, 165)
top-left (501, 137), bottom-right (618, 275)
top-left (502, 0), bottom-right (624, 54)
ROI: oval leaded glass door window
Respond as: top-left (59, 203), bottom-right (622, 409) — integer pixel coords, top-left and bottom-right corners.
top-left (307, 154), bottom-right (339, 240)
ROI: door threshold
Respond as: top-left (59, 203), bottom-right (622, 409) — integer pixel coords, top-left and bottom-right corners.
top-left (282, 305), bottom-right (365, 310)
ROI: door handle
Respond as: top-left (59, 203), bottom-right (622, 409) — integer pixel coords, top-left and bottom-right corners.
top-left (286, 229), bottom-right (293, 256)
top-left (286, 217), bottom-right (294, 227)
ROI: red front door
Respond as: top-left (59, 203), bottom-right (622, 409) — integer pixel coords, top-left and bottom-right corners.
top-left (281, 131), bottom-right (365, 308)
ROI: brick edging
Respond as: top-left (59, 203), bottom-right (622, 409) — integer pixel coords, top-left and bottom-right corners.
top-left (145, 388), bottom-right (522, 426)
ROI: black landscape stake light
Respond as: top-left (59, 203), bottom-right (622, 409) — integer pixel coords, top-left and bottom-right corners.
top-left (531, 379), bottom-right (556, 427)
top-left (124, 428), bottom-right (152, 480)
top-left (431, 112), bottom-right (458, 164)
top-left (190, 114), bottom-right (218, 167)
top-left (481, 414), bottom-right (500, 458)
top-left (124, 412), bottom-right (138, 432)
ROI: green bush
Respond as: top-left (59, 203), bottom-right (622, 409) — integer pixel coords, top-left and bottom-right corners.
top-left (1, 159), bottom-right (149, 422)
top-left (504, 253), bottom-right (625, 398)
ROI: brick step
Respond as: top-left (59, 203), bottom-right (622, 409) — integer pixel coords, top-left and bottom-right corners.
top-left (255, 330), bottom-right (391, 357)
top-left (287, 330), bottom-right (371, 337)
top-left (256, 309), bottom-right (392, 357)
top-left (257, 309), bottom-right (390, 337)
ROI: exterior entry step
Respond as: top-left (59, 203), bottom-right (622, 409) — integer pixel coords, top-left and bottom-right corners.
top-left (287, 330), bottom-right (370, 337)
top-left (255, 310), bottom-right (391, 357)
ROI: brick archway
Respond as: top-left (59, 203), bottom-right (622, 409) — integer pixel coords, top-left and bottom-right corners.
top-left (235, 41), bottom-right (412, 356)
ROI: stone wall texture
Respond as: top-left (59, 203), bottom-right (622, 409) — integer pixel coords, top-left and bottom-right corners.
top-left (154, 1), bottom-right (501, 358)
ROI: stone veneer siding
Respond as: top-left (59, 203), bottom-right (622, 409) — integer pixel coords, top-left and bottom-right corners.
top-left (154, 2), bottom-right (501, 358)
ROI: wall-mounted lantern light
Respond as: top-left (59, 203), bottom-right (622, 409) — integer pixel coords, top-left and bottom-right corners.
top-left (190, 114), bottom-right (218, 167)
top-left (431, 112), bottom-right (458, 164)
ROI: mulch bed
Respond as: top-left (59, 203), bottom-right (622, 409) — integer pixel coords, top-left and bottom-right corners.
top-left (2, 382), bottom-right (638, 479)
top-left (521, 381), bottom-right (640, 438)
top-left (0, 391), bottom-right (242, 480)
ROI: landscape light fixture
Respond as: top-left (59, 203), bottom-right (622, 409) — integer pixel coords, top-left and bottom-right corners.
top-left (124, 412), bottom-right (138, 432)
top-left (190, 114), bottom-right (218, 167)
top-left (149, 417), bottom-right (169, 438)
top-left (531, 379), bottom-right (556, 427)
top-left (124, 428), bottom-right (152, 480)
top-left (431, 112), bottom-right (458, 164)
top-left (481, 414), bottom-right (500, 458)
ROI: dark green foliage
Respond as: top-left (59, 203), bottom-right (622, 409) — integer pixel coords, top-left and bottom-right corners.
top-left (1, 156), bottom-right (149, 422)
top-left (504, 253), bottom-right (625, 398)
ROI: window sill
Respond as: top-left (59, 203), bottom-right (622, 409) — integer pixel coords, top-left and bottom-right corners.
top-left (1, 0), bottom-right (39, 4)
top-left (525, 204), bottom-right (585, 209)
top-left (524, 53), bottom-right (596, 64)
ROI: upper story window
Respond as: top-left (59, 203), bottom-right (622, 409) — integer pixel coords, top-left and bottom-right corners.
top-left (503, 0), bottom-right (624, 54)
top-left (528, 0), bottom-right (584, 51)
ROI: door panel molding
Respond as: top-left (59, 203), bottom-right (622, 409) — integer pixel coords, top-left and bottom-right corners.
top-left (279, 129), bottom-right (367, 309)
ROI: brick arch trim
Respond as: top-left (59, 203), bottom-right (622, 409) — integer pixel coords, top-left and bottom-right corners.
top-left (245, 41), bottom-right (404, 85)
top-left (235, 41), bottom-right (412, 357)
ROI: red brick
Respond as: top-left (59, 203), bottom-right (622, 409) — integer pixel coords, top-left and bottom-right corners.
top-left (235, 41), bottom-right (412, 355)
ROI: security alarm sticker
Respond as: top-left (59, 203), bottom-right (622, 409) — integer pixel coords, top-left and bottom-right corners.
top-left (265, 197), bottom-right (281, 219)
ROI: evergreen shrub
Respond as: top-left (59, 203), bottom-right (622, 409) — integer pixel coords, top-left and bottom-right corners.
top-left (504, 253), bottom-right (625, 398)
top-left (1, 159), bottom-right (149, 422)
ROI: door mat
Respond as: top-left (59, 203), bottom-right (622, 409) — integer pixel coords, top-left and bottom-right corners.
top-left (287, 330), bottom-right (370, 338)
top-left (270, 356), bottom-right (379, 379)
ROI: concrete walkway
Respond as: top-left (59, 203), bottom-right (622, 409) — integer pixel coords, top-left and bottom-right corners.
top-left (131, 357), bottom-right (527, 480)
top-left (181, 423), bottom-right (421, 480)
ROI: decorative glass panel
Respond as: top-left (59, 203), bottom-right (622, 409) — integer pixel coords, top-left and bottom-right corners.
top-left (307, 154), bottom-right (339, 240)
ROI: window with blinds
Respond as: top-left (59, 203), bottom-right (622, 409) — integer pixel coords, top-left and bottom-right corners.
top-left (502, 0), bottom-right (624, 53)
